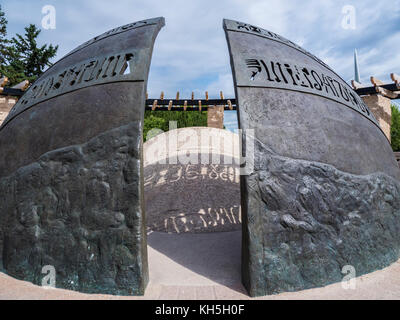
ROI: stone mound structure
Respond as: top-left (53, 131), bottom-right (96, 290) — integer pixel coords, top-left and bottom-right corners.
top-left (144, 127), bottom-right (241, 233)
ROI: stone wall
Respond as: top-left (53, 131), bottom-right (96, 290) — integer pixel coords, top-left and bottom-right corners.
top-left (362, 95), bottom-right (392, 142)
top-left (207, 106), bottom-right (225, 129)
top-left (0, 96), bottom-right (17, 126)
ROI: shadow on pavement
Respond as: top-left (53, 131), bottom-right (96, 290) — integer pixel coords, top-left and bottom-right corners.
top-left (147, 231), bottom-right (247, 295)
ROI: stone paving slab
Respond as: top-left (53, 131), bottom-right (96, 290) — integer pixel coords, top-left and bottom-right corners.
top-left (0, 231), bottom-right (400, 300)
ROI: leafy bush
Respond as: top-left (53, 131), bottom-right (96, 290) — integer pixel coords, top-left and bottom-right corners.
top-left (143, 114), bottom-right (167, 141)
top-left (391, 104), bottom-right (400, 152)
top-left (143, 110), bottom-right (208, 141)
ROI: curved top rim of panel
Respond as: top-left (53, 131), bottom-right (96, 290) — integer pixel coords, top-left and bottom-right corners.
top-left (223, 18), bottom-right (385, 136)
top-left (0, 17), bottom-right (165, 131)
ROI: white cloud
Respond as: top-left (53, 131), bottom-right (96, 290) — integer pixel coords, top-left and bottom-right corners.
top-left (3, 0), bottom-right (400, 98)
top-left (205, 73), bottom-right (234, 98)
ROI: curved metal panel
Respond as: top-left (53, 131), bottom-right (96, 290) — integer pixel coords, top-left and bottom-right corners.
top-left (224, 19), bottom-right (400, 297)
top-left (0, 17), bottom-right (164, 295)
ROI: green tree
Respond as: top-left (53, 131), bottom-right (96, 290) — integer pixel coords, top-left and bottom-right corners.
top-left (0, 5), bottom-right (25, 85)
top-left (0, 5), bottom-right (8, 66)
top-left (391, 104), bottom-right (400, 152)
top-left (0, 46), bottom-right (26, 85)
top-left (4, 24), bottom-right (58, 85)
top-left (0, 5), bottom-right (58, 87)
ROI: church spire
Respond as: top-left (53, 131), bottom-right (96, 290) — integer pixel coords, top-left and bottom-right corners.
top-left (354, 49), bottom-right (361, 83)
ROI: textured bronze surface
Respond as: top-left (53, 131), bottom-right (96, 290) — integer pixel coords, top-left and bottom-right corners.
top-left (223, 19), bottom-right (378, 127)
top-left (0, 17), bottom-right (165, 295)
top-left (224, 18), bottom-right (400, 297)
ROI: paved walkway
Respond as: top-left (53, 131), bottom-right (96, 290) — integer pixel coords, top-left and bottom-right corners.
top-left (1, 231), bottom-right (400, 300)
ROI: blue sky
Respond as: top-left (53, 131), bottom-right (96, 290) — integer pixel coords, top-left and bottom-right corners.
top-left (2, 0), bottom-right (400, 132)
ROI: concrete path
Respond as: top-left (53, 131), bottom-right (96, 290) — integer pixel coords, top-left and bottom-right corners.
top-left (1, 231), bottom-right (400, 300)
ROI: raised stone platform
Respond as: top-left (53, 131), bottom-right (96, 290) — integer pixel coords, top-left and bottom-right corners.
top-left (1, 231), bottom-right (400, 300)
top-left (144, 127), bottom-right (241, 233)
